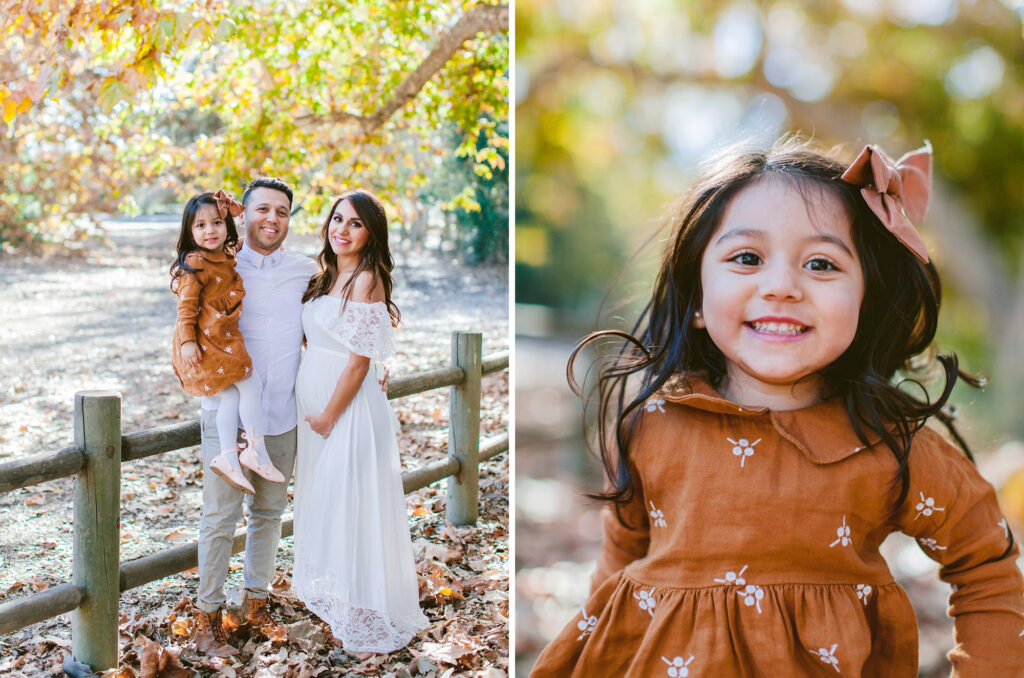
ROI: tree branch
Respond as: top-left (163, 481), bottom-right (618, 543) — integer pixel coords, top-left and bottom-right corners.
top-left (296, 2), bottom-right (508, 132)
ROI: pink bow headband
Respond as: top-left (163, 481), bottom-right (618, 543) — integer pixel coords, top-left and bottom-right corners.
top-left (214, 189), bottom-right (244, 219)
top-left (840, 142), bottom-right (932, 264)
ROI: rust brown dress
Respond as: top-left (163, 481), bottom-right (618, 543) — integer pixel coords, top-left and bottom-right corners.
top-left (171, 250), bottom-right (252, 396)
top-left (530, 378), bottom-right (1024, 677)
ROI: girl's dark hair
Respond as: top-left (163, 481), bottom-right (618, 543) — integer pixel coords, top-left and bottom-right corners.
top-left (302, 189), bottom-right (400, 326)
top-left (570, 136), bottom-right (983, 518)
top-left (169, 192), bottom-right (239, 293)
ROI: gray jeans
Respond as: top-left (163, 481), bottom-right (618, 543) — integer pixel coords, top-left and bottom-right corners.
top-left (196, 409), bottom-right (296, 612)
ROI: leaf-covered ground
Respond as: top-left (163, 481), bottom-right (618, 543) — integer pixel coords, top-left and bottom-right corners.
top-left (0, 218), bottom-right (509, 676)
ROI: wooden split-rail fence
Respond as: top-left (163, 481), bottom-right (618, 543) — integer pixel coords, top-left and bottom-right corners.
top-left (0, 331), bottom-right (508, 671)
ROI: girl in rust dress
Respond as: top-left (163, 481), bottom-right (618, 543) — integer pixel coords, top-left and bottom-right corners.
top-left (171, 191), bottom-right (285, 495)
top-left (530, 139), bottom-right (1024, 676)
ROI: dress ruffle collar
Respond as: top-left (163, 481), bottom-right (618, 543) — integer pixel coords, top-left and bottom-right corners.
top-left (659, 377), bottom-right (879, 465)
top-left (196, 248), bottom-right (231, 263)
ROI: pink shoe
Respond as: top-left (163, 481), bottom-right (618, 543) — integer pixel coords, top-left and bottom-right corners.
top-left (209, 452), bottom-right (255, 495)
top-left (239, 444), bottom-right (285, 483)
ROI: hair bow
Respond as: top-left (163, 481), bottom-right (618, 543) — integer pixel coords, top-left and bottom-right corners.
top-left (840, 142), bottom-right (932, 263)
top-left (214, 189), bottom-right (244, 219)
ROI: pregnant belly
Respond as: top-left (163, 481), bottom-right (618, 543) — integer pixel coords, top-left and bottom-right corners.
top-left (296, 348), bottom-right (382, 415)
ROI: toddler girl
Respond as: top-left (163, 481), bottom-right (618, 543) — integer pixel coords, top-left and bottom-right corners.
top-left (170, 190), bottom-right (285, 494)
top-left (530, 138), bottom-right (1024, 676)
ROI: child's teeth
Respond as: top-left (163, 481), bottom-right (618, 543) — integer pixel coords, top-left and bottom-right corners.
top-left (753, 322), bottom-right (805, 335)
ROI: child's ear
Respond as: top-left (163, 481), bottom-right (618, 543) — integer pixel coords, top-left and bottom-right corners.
top-left (692, 309), bottom-right (705, 328)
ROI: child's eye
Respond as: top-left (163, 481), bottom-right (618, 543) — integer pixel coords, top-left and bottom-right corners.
top-left (730, 252), bottom-right (761, 266)
top-left (806, 258), bottom-right (837, 272)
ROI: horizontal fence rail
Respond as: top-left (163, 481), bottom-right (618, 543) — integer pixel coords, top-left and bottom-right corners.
top-left (0, 432), bottom-right (510, 637)
top-left (0, 333), bottom-right (508, 671)
top-left (0, 348), bottom-right (510, 491)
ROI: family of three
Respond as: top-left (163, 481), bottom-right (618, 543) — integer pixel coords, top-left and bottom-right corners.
top-left (169, 177), bottom-right (428, 655)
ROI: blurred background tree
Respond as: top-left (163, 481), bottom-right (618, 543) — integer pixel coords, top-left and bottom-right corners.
top-left (515, 2), bottom-right (1024, 676)
top-left (0, 0), bottom-right (508, 263)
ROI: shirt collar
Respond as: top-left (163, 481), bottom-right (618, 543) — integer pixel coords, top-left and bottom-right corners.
top-left (659, 377), bottom-right (878, 464)
top-left (238, 241), bottom-right (284, 269)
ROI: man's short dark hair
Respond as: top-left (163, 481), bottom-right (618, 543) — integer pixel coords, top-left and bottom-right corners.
top-left (242, 176), bottom-right (293, 209)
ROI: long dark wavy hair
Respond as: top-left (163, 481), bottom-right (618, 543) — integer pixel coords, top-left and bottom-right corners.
top-left (169, 192), bottom-right (239, 293)
top-left (302, 189), bottom-right (400, 326)
top-left (571, 137), bottom-right (984, 521)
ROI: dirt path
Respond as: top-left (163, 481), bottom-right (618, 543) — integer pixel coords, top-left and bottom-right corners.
top-left (0, 219), bottom-right (509, 675)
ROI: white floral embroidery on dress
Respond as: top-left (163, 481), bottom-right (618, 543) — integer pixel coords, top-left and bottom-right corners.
top-left (634, 588), bottom-right (656, 617)
top-left (661, 655), bottom-right (695, 677)
top-left (727, 437), bottom-right (760, 467)
top-left (215, 276), bottom-right (222, 283)
top-left (914, 492), bottom-right (945, 520)
top-left (225, 346), bottom-right (232, 353)
top-left (645, 397), bottom-right (666, 413)
top-left (830, 515), bottom-right (852, 548)
top-left (715, 565), bottom-right (747, 586)
top-left (918, 537), bottom-right (947, 552)
top-left (576, 607), bottom-right (598, 641)
top-left (649, 501), bottom-right (667, 528)
top-left (855, 584), bottom-right (872, 604)
top-left (203, 328), bottom-right (210, 336)
top-left (810, 644), bottom-right (841, 673)
top-left (740, 584), bottom-right (765, 613)
top-left (217, 366), bottom-right (224, 374)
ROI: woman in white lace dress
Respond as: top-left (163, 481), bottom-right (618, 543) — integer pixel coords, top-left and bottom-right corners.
top-left (293, 189), bottom-right (427, 653)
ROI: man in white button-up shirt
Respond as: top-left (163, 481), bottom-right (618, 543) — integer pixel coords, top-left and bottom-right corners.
top-left (193, 177), bottom-right (317, 644)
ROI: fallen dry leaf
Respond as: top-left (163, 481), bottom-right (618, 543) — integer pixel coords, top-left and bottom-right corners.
top-left (135, 635), bottom-right (191, 678)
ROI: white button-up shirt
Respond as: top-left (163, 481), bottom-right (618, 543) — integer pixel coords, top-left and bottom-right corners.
top-left (202, 242), bottom-right (317, 435)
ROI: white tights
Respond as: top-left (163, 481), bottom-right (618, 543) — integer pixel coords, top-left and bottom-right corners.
top-left (215, 374), bottom-right (271, 465)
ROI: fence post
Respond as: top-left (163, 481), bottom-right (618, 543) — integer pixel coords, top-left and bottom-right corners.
top-left (447, 331), bottom-right (481, 525)
top-left (72, 391), bottom-right (121, 670)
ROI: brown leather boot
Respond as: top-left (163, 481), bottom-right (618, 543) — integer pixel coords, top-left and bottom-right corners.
top-left (193, 607), bottom-right (228, 648)
top-left (244, 595), bottom-right (274, 628)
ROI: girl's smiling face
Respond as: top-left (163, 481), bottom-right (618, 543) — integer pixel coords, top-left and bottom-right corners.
top-left (328, 199), bottom-right (370, 265)
top-left (696, 177), bottom-right (865, 410)
top-left (191, 204), bottom-right (228, 253)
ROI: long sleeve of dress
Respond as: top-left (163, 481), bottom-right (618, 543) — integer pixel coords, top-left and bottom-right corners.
top-left (174, 269), bottom-right (202, 347)
top-left (896, 427), bottom-right (1024, 677)
top-left (590, 436), bottom-right (651, 594)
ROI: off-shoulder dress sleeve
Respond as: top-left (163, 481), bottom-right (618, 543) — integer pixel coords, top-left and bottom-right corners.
top-left (313, 299), bottom-right (396, 360)
top-left (896, 426), bottom-right (1024, 677)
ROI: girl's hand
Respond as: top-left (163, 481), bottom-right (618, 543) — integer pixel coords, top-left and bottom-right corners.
top-left (305, 411), bottom-right (336, 439)
top-left (378, 365), bottom-right (390, 393)
top-left (181, 341), bottom-right (202, 371)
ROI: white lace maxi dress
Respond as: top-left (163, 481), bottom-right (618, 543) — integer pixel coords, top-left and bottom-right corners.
top-left (293, 296), bottom-right (428, 652)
